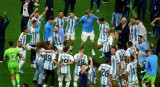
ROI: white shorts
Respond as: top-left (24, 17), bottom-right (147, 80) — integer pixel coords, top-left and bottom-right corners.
top-left (128, 81), bottom-right (139, 87)
top-left (131, 41), bottom-right (138, 48)
top-left (120, 69), bottom-right (126, 76)
top-left (58, 73), bottom-right (71, 82)
top-left (97, 38), bottom-right (107, 45)
top-left (55, 44), bottom-right (64, 51)
top-left (45, 37), bottom-right (52, 44)
top-left (21, 50), bottom-right (26, 59)
top-left (74, 75), bottom-right (79, 82)
top-left (66, 33), bottom-right (75, 40)
top-left (112, 74), bottom-right (118, 80)
top-left (81, 31), bottom-right (95, 42)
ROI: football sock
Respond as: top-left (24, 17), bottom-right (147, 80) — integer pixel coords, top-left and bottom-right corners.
top-left (15, 74), bottom-right (20, 86)
top-left (11, 80), bottom-right (16, 87)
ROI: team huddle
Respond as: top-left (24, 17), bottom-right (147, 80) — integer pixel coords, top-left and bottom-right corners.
top-left (2, 7), bottom-right (158, 87)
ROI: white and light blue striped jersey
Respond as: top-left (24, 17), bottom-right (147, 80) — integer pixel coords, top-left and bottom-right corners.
top-left (129, 24), bottom-right (140, 42)
top-left (30, 26), bottom-right (40, 45)
top-left (18, 32), bottom-right (27, 50)
top-left (74, 53), bottom-right (88, 75)
top-left (52, 32), bottom-right (62, 46)
top-left (126, 60), bottom-right (138, 83)
top-left (102, 36), bottom-right (113, 53)
top-left (116, 49), bottom-right (126, 69)
top-left (36, 48), bottom-right (45, 61)
top-left (126, 47), bottom-right (137, 57)
top-left (66, 16), bottom-right (78, 33)
top-left (98, 64), bottom-right (112, 86)
top-left (44, 52), bottom-right (56, 70)
top-left (88, 66), bottom-right (97, 84)
top-left (98, 21), bottom-right (110, 40)
top-left (58, 53), bottom-right (74, 74)
top-left (111, 55), bottom-right (118, 75)
top-left (54, 17), bottom-right (66, 29)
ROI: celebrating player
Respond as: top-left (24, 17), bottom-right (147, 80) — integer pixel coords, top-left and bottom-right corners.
top-left (65, 11), bottom-right (78, 53)
top-left (3, 41), bottom-right (22, 87)
top-left (96, 59), bottom-right (112, 87)
top-left (54, 10), bottom-right (66, 29)
top-left (73, 47), bottom-right (88, 87)
top-left (58, 47), bottom-right (74, 87)
top-left (75, 10), bottom-right (98, 55)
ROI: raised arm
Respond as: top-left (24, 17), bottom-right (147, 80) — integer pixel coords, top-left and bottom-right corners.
top-left (151, 17), bottom-right (160, 27)
top-left (3, 12), bottom-right (10, 27)
top-left (29, 8), bottom-right (38, 19)
top-left (35, 20), bottom-right (43, 33)
top-left (41, 7), bottom-right (48, 17)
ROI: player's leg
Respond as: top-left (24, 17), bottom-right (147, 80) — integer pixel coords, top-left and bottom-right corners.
top-left (19, 50), bottom-right (26, 73)
top-left (90, 32), bottom-right (95, 55)
top-left (33, 61), bottom-right (40, 83)
top-left (81, 31), bottom-right (88, 47)
top-left (111, 12), bottom-right (116, 27)
top-left (120, 69), bottom-right (125, 86)
top-left (11, 74), bottom-right (16, 87)
top-left (96, 0), bottom-right (100, 12)
top-left (70, 33), bottom-right (75, 54)
top-left (0, 41), bottom-right (4, 62)
top-left (65, 74), bottom-right (71, 87)
top-left (58, 74), bottom-right (64, 87)
top-left (150, 75), bottom-right (156, 87)
top-left (65, 33), bottom-right (70, 47)
top-left (90, 0), bottom-right (94, 10)
top-left (50, 69), bottom-right (55, 86)
top-left (14, 62), bottom-right (20, 87)
top-left (37, 61), bottom-right (44, 86)
top-left (43, 70), bottom-right (50, 87)
top-left (112, 75), bottom-right (118, 87)
top-left (73, 75), bottom-right (79, 87)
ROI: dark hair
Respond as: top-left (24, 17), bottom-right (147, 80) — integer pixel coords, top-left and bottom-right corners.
top-left (111, 46), bottom-right (116, 50)
top-left (130, 56), bottom-right (134, 61)
top-left (63, 46), bottom-right (69, 52)
top-left (138, 35), bottom-right (143, 38)
top-left (46, 41), bottom-right (50, 46)
top-left (55, 25), bottom-right (59, 28)
top-left (131, 17), bottom-right (136, 19)
top-left (117, 42), bottom-right (123, 49)
top-left (36, 41), bottom-right (48, 50)
top-left (135, 17), bottom-right (140, 20)
top-left (22, 83), bottom-right (28, 87)
top-left (128, 41), bottom-right (133, 47)
top-left (32, 20), bottom-right (37, 24)
top-left (8, 41), bottom-right (13, 47)
top-left (23, 26), bottom-right (28, 32)
top-left (98, 17), bottom-right (104, 22)
top-left (88, 58), bottom-right (101, 67)
top-left (105, 58), bottom-right (111, 64)
top-left (70, 11), bottom-right (74, 13)
top-left (80, 64), bottom-right (86, 68)
top-left (59, 10), bottom-right (63, 13)
top-left (79, 47), bottom-right (84, 51)
top-left (49, 16), bottom-right (54, 20)
top-left (0, 16), bottom-right (5, 23)
top-left (145, 50), bottom-right (151, 54)
top-left (51, 46), bottom-right (57, 51)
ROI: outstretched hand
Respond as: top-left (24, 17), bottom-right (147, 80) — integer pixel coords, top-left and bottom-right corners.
top-left (3, 12), bottom-right (6, 16)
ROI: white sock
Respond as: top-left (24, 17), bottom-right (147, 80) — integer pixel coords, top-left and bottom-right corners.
top-left (66, 82), bottom-right (70, 87)
top-left (117, 80), bottom-right (121, 87)
top-left (73, 81), bottom-right (77, 87)
top-left (70, 46), bottom-right (73, 50)
top-left (59, 82), bottom-right (62, 87)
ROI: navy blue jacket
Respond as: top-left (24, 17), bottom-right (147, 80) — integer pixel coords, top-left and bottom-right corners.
top-left (149, 0), bottom-right (160, 15)
top-left (0, 16), bottom-right (9, 41)
top-left (20, 0), bottom-right (34, 15)
top-left (45, 0), bottom-right (53, 11)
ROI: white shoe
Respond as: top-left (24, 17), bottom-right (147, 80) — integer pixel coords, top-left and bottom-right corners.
top-left (99, 54), bottom-right (104, 58)
top-left (43, 75), bottom-right (45, 80)
top-left (43, 84), bottom-right (47, 87)
top-left (31, 64), bottom-right (36, 68)
top-left (0, 61), bottom-right (3, 63)
top-left (96, 9), bottom-right (100, 12)
top-left (92, 49), bottom-right (96, 56)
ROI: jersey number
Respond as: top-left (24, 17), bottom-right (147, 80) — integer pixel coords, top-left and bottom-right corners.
top-left (102, 69), bottom-right (109, 77)
top-left (9, 54), bottom-right (16, 61)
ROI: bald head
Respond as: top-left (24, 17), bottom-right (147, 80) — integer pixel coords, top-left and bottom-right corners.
top-left (121, 17), bottom-right (127, 25)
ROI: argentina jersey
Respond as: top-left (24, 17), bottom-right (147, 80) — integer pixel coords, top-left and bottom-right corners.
top-left (88, 66), bottom-right (97, 84)
top-left (44, 52), bottom-right (56, 70)
top-left (36, 48), bottom-right (45, 61)
top-left (111, 55), bottom-right (118, 75)
top-left (55, 17), bottom-right (66, 29)
top-left (126, 62), bottom-right (138, 83)
top-left (98, 22), bottom-right (110, 40)
top-left (66, 16), bottom-right (78, 33)
top-left (116, 49), bottom-right (126, 69)
top-left (52, 32), bottom-right (62, 46)
top-left (30, 26), bottom-right (40, 45)
top-left (18, 32), bottom-right (27, 50)
top-left (129, 24), bottom-right (139, 42)
top-left (126, 47), bottom-right (137, 57)
top-left (58, 53), bottom-right (74, 74)
top-left (74, 53), bottom-right (88, 75)
top-left (98, 64), bottom-right (112, 86)
top-left (102, 36), bottom-right (113, 53)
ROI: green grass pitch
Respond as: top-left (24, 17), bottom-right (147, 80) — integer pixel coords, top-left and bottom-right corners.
top-left (0, 0), bottom-right (160, 86)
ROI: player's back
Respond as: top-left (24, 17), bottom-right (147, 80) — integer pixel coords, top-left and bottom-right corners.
top-left (44, 52), bottom-right (56, 70)
top-left (116, 49), bottom-right (126, 69)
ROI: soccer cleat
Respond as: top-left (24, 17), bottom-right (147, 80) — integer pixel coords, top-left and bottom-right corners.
top-left (141, 70), bottom-right (147, 74)
top-left (92, 49), bottom-right (96, 56)
top-left (32, 80), bottom-right (38, 84)
top-left (148, 31), bottom-right (153, 34)
top-left (38, 84), bottom-right (42, 87)
top-left (43, 84), bottom-right (47, 87)
top-left (0, 61), bottom-right (3, 63)
top-left (43, 75), bottom-right (45, 80)
top-left (96, 9), bottom-right (100, 12)
top-left (151, 34), bottom-right (155, 38)
top-left (103, 0), bottom-right (109, 3)
top-left (99, 54), bottom-right (104, 58)
top-left (19, 70), bottom-right (24, 74)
